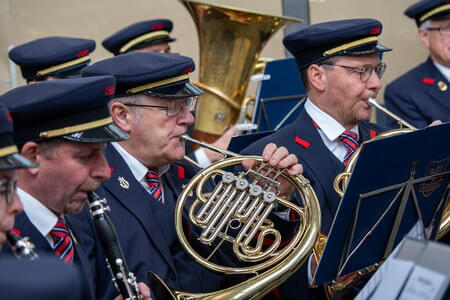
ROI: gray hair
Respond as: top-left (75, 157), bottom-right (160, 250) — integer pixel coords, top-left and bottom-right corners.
top-left (420, 20), bottom-right (431, 33)
top-left (110, 94), bottom-right (150, 124)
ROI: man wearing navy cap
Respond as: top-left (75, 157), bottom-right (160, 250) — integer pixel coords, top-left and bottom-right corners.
top-left (0, 76), bottom-right (151, 300)
top-left (0, 102), bottom-right (85, 300)
top-left (241, 18), bottom-right (392, 299)
top-left (384, 0), bottom-right (449, 128)
top-left (9, 36), bottom-right (96, 83)
top-left (103, 19), bottom-right (176, 55)
top-left (76, 51), bottom-right (303, 299)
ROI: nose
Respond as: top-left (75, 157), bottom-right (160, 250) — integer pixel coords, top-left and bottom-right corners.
top-left (8, 194), bottom-right (23, 217)
top-left (177, 105), bottom-right (195, 125)
top-left (92, 153), bottom-right (112, 181)
top-left (367, 70), bottom-right (382, 91)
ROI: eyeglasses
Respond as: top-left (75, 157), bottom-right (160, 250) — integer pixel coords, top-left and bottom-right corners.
top-left (427, 26), bottom-right (450, 36)
top-left (0, 179), bottom-right (17, 206)
top-left (125, 96), bottom-right (198, 117)
top-left (321, 62), bottom-right (387, 82)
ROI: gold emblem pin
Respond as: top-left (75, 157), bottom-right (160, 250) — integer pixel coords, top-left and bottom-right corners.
top-left (437, 81), bottom-right (447, 92)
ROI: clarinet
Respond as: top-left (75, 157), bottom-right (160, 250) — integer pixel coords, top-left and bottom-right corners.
top-left (6, 231), bottom-right (39, 260)
top-left (87, 192), bottom-right (142, 300)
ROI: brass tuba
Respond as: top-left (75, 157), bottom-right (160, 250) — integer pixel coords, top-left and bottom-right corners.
top-left (179, 0), bottom-right (303, 143)
top-left (149, 135), bottom-right (321, 299)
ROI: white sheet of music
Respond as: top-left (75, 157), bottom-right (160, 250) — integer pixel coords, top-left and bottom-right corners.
top-left (398, 265), bottom-right (447, 300)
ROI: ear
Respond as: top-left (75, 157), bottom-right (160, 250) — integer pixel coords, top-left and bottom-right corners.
top-left (110, 102), bottom-right (134, 133)
top-left (308, 64), bottom-right (327, 92)
top-left (418, 28), bottom-right (430, 49)
top-left (19, 142), bottom-right (41, 176)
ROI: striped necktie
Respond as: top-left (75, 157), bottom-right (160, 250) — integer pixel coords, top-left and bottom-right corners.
top-left (146, 168), bottom-right (164, 203)
top-left (50, 217), bottom-right (74, 264)
top-left (338, 130), bottom-right (360, 166)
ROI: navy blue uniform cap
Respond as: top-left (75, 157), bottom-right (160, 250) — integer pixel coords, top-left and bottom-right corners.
top-left (0, 76), bottom-right (128, 144)
top-left (0, 103), bottom-right (35, 169)
top-left (102, 19), bottom-right (176, 55)
top-left (82, 52), bottom-right (203, 98)
top-left (8, 36), bottom-right (95, 82)
top-left (283, 18), bottom-right (391, 70)
top-left (405, 0), bottom-right (450, 26)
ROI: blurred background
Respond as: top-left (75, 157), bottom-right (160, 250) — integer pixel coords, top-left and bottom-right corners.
top-left (0, 0), bottom-right (426, 106)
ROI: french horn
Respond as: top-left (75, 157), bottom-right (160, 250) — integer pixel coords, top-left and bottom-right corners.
top-left (149, 135), bottom-right (321, 299)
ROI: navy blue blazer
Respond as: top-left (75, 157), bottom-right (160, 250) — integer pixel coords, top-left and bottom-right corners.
top-left (384, 57), bottom-right (450, 128)
top-left (0, 212), bottom-right (95, 300)
top-left (0, 256), bottom-right (83, 300)
top-left (72, 145), bottom-right (233, 300)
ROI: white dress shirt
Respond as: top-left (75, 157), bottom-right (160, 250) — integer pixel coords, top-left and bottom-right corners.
top-left (18, 188), bottom-right (58, 246)
top-left (304, 98), bottom-right (359, 163)
top-left (433, 61), bottom-right (450, 82)
top-left (111, 142), bottom-right (169, 201)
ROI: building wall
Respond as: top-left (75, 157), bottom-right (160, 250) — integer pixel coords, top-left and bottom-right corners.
top-left (1, 0), bottom-right (425, 106)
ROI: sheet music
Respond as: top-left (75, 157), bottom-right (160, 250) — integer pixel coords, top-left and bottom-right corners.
top-left (398, 265), bottom-right (447, 300)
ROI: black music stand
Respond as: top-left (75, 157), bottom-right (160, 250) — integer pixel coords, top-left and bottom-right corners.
top-left (313, 122), bottom-right (450, 286)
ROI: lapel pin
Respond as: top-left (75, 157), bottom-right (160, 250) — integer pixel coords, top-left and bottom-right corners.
top-left (437, 81), bottom-right (447, 92)
top-left (118, 176), bottom-right (130, 189)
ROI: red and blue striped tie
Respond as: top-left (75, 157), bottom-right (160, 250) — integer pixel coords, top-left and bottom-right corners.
top-left (339, 131), bottom-right (360, 166)
top-left (50, 217), bottom-right (74, 264)
top-left (146, 168), bottom-right (164, 203)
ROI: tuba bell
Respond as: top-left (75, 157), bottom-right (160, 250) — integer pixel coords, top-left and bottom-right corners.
top-left (179, 0), bottom-right (303, 143)
top-left (149, 135), bottom-right (321, 299)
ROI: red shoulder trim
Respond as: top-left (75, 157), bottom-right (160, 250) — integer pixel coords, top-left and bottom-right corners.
top-left (295, 136), bottom-right (310, 149)
top-left (178, 166), bottom-right (185, 179)
top-left (10, 228), bottom-right (21, 236)
top-left (109, 167), bottom-right (114, 173)
top-left (422, 78), bottom-right (435, 85)
top-left (369, 129), bottom-right (376, 139)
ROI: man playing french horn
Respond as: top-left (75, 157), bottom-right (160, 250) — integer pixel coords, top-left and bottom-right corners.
top-left (241, 18), bottom-right (395, 300)
top-left (74, 51), bottom-right (305, 300)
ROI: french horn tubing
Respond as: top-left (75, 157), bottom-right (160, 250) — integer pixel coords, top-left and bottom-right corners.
top-left (148, 135), bottom-right (321, 300)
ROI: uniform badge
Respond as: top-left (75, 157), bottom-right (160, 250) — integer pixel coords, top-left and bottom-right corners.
top-left (437, 81), bottom-right (447, 92)
top-left (118, 176), bottom-right (129, 189)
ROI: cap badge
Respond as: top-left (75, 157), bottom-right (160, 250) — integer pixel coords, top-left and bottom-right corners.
top-left (118, 176), bottom-right (129, 189)
top-left (152, 24), bottom-right (164, 30)
top-left (437, 81), bottom-right (448, 92)
top-left (370, 27), bottom-right (381, 35)
top-left (105, 85), bottom-right (115, 96)
top-left (77, 49), bottom-right (89, 57)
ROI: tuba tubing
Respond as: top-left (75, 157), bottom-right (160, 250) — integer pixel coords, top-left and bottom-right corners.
top-left (149, 135), bottom-right (321, 300)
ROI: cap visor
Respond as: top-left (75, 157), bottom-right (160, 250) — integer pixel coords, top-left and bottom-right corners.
top-left (145, 82), bottom-right (204, 98)
top-left (63, 123), bottom-right (129, 143)
top-left (0, 153), bottom-right (37, 170)
top-left (345, 43), bottom-right (392, 56)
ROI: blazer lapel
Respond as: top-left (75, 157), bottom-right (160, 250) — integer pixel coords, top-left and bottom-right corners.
top-left (102, 146), bottom-right (176, 272)
top-left (291, 111), bottom-right (344, 217)
top-left (423, 58), bottom-right (450, 111)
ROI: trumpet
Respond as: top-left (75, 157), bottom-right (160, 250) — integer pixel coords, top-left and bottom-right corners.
top-left (87, 192), bottom-right (142, 300)
top-left (6, 231), bottom-right (39, 260)
top-left (333, 98), bottom-right (416, 198)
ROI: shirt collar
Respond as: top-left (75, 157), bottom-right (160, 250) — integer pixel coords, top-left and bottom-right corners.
top-left (111, 142), bottom-right (170, 181)
top-left (17, 188), bottom-right (58, 237)
top-left (433, 61), bottom-right (450, 82)
top-left (304, 98), bottom-right (359, 141)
